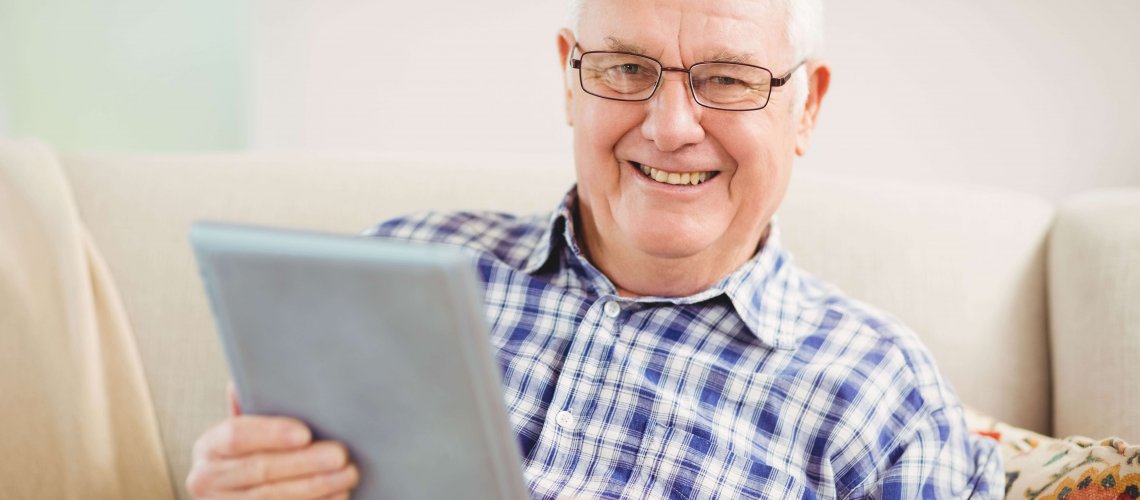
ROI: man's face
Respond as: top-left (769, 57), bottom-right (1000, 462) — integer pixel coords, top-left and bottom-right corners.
top-left (561, 0), bottom-right (816, 273)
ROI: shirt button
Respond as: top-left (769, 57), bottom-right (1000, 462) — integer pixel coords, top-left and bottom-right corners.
top-left (603, 300), bottom-right (621, 318)
top-left (556, 410), bottom-right (575, 428)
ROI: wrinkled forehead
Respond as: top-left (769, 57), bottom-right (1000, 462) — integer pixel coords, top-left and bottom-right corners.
top-left (576, 0), bottom-right (791, 65)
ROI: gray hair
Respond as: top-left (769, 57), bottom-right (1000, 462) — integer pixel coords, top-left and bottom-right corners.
top-left (566, 0), bottom-right (823, 107)
top-left (566, 0), bottom-right (823, 62)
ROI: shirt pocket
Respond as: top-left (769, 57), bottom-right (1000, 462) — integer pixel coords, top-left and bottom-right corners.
top-left (637, 421), bottom-right (817, 500)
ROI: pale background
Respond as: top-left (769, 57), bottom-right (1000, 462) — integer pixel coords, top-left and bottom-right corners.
top-left (1, 0), bottom-right (1138, 199)
top-left (0, 0), bottom-right (250, 150)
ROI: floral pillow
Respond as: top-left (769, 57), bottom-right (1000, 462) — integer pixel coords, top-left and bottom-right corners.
top-left (965, 408), bottom-right (1140, 499)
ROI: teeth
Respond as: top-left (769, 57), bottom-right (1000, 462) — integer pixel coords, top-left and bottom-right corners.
top-left (636, 162), bottom-right (715, 186)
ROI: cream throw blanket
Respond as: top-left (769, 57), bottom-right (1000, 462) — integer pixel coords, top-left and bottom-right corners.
top-left (0, 140), bottom-right (174, 499)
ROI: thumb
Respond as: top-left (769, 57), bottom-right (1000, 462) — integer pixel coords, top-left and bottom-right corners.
top-left (227, 381), bottom-right (242, 417)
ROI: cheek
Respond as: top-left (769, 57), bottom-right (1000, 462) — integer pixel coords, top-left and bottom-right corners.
top-left (726, 111), bottom-right (797, 167)
top-left (716, 118), bottom-right (797, 209)
top-left (573, 101), bottom-right (642, 180)
top-left (578, 103), bottom-right (632, 147)
top-left (721, 114), bottom-right (791, 162)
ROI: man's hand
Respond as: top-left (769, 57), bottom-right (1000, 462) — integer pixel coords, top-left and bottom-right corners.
top-left (186, 383), bottom-right (359, 499)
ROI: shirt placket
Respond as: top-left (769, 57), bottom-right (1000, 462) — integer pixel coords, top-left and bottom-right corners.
top-left (530, 293), bottom-right (624, 493)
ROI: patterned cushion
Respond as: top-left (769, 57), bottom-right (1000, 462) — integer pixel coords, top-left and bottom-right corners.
top-left (965, 408), bottom-right (1140, 499)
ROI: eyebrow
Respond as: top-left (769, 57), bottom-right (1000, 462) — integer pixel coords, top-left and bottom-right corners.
top-left (705, 49), bottom-right (755, 64)
top-left (604, 36), bottom-right (652, 56)
top-left (602, 36), bottom-right (755, 64)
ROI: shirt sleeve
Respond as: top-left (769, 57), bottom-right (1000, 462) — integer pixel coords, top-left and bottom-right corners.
top-left (847, 405), bottom-right (1004, 499)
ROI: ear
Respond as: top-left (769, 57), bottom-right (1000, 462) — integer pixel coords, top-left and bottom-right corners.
top-left (557, 28), bottom-right (577, 127)
top-left (795, 60), bottom-right (831, 156)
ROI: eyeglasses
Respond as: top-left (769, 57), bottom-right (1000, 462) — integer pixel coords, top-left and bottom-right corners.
top-left (570, 43), bottom-right (803, 112)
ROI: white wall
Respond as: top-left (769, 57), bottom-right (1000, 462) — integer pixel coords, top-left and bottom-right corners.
top-left (252, 0), bottom-right (571, 158)
top-left (251, 0), bottom-right (1140, 199)
top-left (807, 1), bottom-right (1140, 199)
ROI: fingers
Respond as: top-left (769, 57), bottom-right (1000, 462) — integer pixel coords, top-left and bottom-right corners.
top-left (190, 440), bottom-right (350, 492)
top-left (189, 387), bottom-right (358, 500)
top-left (219, 465), bottom-right (359, 500)
top-left (193, 415), bottom-right (312, 461)
top-left (190, 466), bottom-right (355, 500)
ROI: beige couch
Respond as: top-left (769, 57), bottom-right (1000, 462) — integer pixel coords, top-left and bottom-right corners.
top-left (2, 138), bottom-right (1138, 499)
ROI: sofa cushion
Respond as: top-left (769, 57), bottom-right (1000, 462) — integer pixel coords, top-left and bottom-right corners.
top-left (1049, 189), bottom-right (1140, 442)
top-left (0, 140), bottom-right (173, 499)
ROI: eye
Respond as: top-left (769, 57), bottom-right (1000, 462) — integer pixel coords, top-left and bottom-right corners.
top-left (578, 52), bottom-right (660, 96)
top-left (709, 76), bottom-right (742, 86)
top-left (616, 63), bottom-right (647, 75)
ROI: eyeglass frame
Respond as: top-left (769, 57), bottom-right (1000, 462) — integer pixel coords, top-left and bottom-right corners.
top-left (569, 43), bottom-right (805, 112)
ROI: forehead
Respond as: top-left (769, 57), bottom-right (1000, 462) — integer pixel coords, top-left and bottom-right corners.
top-left (577, 0), bottom-right (789, 64)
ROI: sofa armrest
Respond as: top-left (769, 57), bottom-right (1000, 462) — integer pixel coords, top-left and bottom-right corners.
top-left (1049, 188), bottom-right (1140, 442)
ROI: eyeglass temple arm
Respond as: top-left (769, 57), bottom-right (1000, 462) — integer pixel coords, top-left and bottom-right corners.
top-left (569, 43), bottom-right (583, 68)
top-left (771, 60), bottom-right (807, 87)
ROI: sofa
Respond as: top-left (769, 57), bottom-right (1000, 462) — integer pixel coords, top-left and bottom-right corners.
top-left (1, 138), bottom-right (1137, 499)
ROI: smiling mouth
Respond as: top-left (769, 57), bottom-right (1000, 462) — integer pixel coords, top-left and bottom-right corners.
top-left (630, 161), bottom-right (720, 186)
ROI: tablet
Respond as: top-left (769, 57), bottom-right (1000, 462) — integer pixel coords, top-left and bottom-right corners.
top-left (189, 221), bottom-right (529, 500)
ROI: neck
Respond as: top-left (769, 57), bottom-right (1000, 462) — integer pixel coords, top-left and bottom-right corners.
top-left (574, 206), bottom-right (769, 298)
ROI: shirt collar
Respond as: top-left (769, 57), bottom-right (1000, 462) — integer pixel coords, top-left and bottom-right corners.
top-left (520, 188), bottom-right (576, 275)
top-left (522, 187), bottom-right (804, 350)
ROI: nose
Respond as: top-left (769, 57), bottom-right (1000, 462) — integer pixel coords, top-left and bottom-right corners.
top-left (641, 72), bottom-right (705, 152)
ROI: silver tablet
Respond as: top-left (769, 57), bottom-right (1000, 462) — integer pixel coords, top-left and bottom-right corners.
top-left (190, 221), bottom-right (529, 500)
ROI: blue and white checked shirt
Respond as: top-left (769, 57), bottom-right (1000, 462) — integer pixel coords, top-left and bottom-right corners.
top-left (366, 188), bottom-right (1003, 499)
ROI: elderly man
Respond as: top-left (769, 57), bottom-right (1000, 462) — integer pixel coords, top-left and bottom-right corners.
top-left (187, 0), bottom-right (1003, 497)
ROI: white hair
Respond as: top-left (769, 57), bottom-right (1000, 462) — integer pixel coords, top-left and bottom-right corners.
top-left (566, 0), bottom-right (824, 107)
top-left (566, 0), bottom-right (822, 60)
top-left (781, 0), bottom-right (823, 109)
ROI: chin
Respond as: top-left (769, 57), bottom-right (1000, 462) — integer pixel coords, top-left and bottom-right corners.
top-left (625, 220), bottom-right (720, 260)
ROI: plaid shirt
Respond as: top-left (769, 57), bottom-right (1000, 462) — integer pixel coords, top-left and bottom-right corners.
top-left (365, 189), bottom-right (1003, 499)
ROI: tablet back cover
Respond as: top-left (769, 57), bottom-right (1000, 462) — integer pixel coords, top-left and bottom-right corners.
top-left (190, 222), bottom-right (529, 500)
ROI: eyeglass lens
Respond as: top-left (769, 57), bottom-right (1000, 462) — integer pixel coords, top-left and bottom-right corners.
top-left (577, 52), bottom-right (775, 110)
